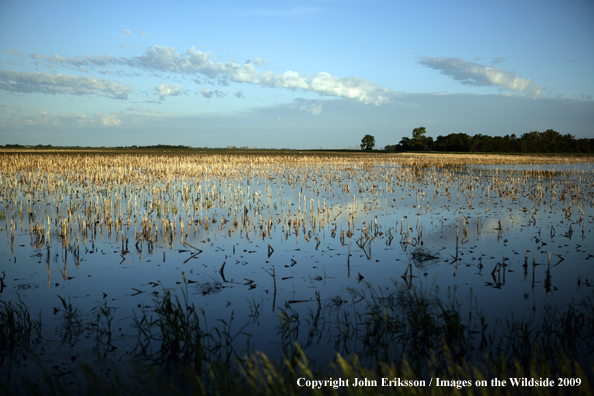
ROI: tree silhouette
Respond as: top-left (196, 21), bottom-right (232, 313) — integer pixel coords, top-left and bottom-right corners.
top-left (410, 127), bottom-right (431, 150)
top-left (360, 134), bottom-right (375, 150)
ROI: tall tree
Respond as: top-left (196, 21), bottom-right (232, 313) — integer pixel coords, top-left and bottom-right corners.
top-left (360, 134), bottom-right (375, 150)
top-left (410, 127), bottom-right (430, 150)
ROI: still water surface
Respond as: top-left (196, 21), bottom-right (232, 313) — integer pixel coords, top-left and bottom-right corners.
top-left (1, 157), bottom-right (593, 376)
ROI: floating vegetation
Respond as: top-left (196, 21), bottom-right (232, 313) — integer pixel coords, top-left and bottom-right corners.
top-left (411, 246), bottom-right (441, 269)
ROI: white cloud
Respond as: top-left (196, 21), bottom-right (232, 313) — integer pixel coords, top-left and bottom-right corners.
top-left (306, 103), bottom-right (323, 115)
top-left (20, 110), bottom-right (63, 126)
top-left (234, 91), bottom-right (245, 99)
top-left (0, 70), bottom-right (132, 99)
top-left (200, 87), bottom-right (213, 99)
top-left (137, 46), bottom-right (193, 73)
top-left (15, 110), bottom-right (89, 127)
top-left (419, 57), bottom-right (546, 97)
top-left (68, 111), bottom-right (86, 120)
top-left (254, 69), bottom-right (392, 105)
top-left (200, 87), bottom-right (227, 99)
top-left (489, 57), bottom-right (507, 66)
top-left (291, 98), bottom-right (323, 115)
top-left (252, 57), bottom-right (268, 67)
top-left (27, 46), bottom-right (397, 104)
top-left (122, 29), bottom-right (132, 37)
top-left (97, 114), bottom-right (122, 126)
top-left (29, 52), bottom-right (134, 70)
top-left (155, 83), bottom-right (181, 100)
top-left (6, 49), bottom-right (24, 56)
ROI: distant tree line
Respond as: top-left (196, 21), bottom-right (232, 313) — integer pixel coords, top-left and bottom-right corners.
top-left (384, 128), bottom-right (593, 153)
top-left (1, 144), bottom-right (53, 148)
top-left (131, 144), bottom-right (192, 149)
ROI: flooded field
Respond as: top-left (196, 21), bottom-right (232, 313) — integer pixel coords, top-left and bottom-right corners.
top-left (1, 151), bottom-right (594, 392)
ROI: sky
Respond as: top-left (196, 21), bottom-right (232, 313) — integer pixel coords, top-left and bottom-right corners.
top-left (0, 0), bottom-right (593, 149)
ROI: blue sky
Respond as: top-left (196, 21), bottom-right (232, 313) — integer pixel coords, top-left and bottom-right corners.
top-left (0, 0), bottom-right (593, 149)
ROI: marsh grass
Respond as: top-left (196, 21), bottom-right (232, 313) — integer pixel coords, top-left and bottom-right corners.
top-left (279, 280), bottom-right (476, 374)
top-left (0, 296), bottom-right (42, 357)
top-left (538, 296), bottom-right (594, 360)
top-left (57, 295), bottom-right (84, 341)
top-left (273, 278), bottom-right (594, 384)
top-left (1, 151), bottom-right (592, 263)
top-left (132, 275), bottom-right (253, 376)
top-left (5, 345), bottom-right (591, 396)
top-left (88, 301), bottom-right (116, 357)
top-left (2, 278), bottom-right (594, 395)
top-left (132, 284), bottom-right (206, 371)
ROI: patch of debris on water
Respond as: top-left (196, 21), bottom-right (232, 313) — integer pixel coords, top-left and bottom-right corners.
top-left (411, 247), bottom-right (441, 270)
top-left (195, 280), bottom-right (224, 295)
top-left (328, 296), bottom-right (348, 308)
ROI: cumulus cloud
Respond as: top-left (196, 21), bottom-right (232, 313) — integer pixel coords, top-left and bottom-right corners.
top-left (252, 57), bottom-right (268, 67)
top-left (234, 91), bottom-right (245, 99)
top-left (28, 46), bottom-right (396, 104)
top-left (200, 87), bottom-right (227, 99)
top-left (290, 98), bottom-right (323, 115)
top-left (6, 49), bottom-right (24, 56)
top-left (155, 83), bottom-right (181, 100)
top-left (20, 110), bottom-right (63, 126)
top-left (200, 87), bottom-right (213, 99)
top-left (15, 110), bottom-right (89, 127)
top-left (97, 113), bottom-right (122, 126)
top-left (419, 57), bottom-right (546, 97)
top-left (68, 111), bottom-right (86, 120)
top-left (29, 52), bottom-right (134, 70)
top-left (122, 29), bottom-right (132, 37)
top-left (262, 70), bottom-right (391, 104)
top-left (1, 108), bottom-right (133, 129)
top-left (0, 70), bottom-right (132, 99)
top-left (490, 57), bottom-right (507, 66)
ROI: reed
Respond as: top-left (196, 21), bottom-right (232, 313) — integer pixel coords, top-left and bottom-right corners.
top-left (0, 297), bottom-right (42, 356)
